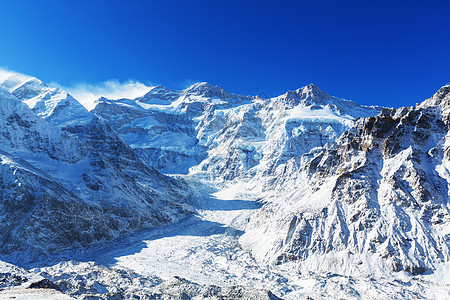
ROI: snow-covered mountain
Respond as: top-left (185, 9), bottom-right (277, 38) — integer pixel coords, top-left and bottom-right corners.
top-left (0, 68), bottom-right (449, 299)
top-left (240, 84), bottom-right (450, 280)
top-left (92, 82), bottom-right (380, 186)
top-left (0, 71), bottom-right (193, 264)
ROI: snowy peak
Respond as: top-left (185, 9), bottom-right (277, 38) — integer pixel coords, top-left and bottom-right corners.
top-left (431, 83), bottom-right (450, 102)
top-left (0, 69), bottom-right (93, 128)
top-left (0, 70), bottom-right (194, 261)
top-left (294, 83), bottom-right (332, 102)
top-left (0, 72), bottom-right (50, 102)
top-left (0, 69), bottom-right (56, 99)
top-left (0, 69), bottom-right (38, 92)
top-left (10, 78), bottom-right (49, 100)
top-left (279, 83), bottom-right (332, 108)
top-left (183, 82), bottom-right (230, 99)
top-left (92, 78), bottom-right (381, 178)
top-left (136, 85), bottom-right (181, 104)
top-left (421, 83), bottom-right (450, 109)
top-left (273, 84), bottom-right (380, 120)
top-left (241, 84), bottom-right (450, 279)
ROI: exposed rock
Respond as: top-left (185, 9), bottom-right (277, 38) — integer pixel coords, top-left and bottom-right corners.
top-left (0, 71), bottom-right (194, 263)
top-left (241, 84), bottom-right (450, 276)
top-left (28, 278), bottom-right (58, 290)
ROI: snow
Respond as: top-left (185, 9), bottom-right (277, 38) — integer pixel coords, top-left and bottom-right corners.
top-left (135, 99), bottom-right (185, 114)
top-left (0, 69), bottom-right (449, 299)
top-left (9, 176), bottom-right (447, 299)
top-left (211, 97), bottom-right (228, 105)
top-left (0, 261), bottom-right (71, 300)
top-left (287, 104), bottom-right (354, 127)
top-left (78, 177), bottom-right (261, 286)
top-left (0, 69), bottom-right (34, 93)
top-left (0, 288), bottom-right (73, 300)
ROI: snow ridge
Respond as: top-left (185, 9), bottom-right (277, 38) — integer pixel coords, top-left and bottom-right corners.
top-left (241, 86), bottom-right (450, 285)
top-left (0, 68), bottom-right (449, 299)
top-left (0, 71), bottom-right (194, 264)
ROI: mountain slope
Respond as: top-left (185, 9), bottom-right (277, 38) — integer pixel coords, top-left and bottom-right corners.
top-left (0, 71), bottom-right (193, 263)
top-left (240, 84), bottom-right (450, 279)
top-left (93, 83), bottom-right (381, 186)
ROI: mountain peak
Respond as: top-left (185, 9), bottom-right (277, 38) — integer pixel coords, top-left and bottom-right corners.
top-left (140, 85), bottom-right (172, 98)
top-left (148, 85), bottom-right (169, 93)
top-left (0, 69), bottom-right (45, 94)
top-left (280, 83), bottom-right (332, 107)
top-left (189, 81), bottom-right (213, 88)
top-left (185, 82), bottom-right (216, 92)
top-left (432, 83), bottom-right (450, 102)
top-left (137, 85), bottom-right (181, 103)
top-left (420, 83), bottom-right (450, 109)
top-left (294, 83), bottom-right (332, 102)
top-left (184, 82), bottom-right (229, 98)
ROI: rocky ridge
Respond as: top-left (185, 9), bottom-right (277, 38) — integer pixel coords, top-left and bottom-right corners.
top-left (0, 68), bottom-right (448, 299)
top-left (93, 82), bottom-right (380, 187)
top-left (0, 71), bottom-right (193, 264)
top-left (240, 84), bottom-right (450, 279)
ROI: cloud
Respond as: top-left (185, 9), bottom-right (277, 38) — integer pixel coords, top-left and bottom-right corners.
top-left (0, 67), bottom-right (15, 81)
top-left (0, 67), bottom-right (34, 88)
top-left (51, 79), bottom-right (154, 111)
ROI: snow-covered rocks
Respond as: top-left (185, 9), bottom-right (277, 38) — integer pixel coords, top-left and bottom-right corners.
top-left (92, 82), bottom-right (380, 187)
top-left (1, 67), bottom-right (448, 299)
top-left (0, 71), bottom-right (194, 263)
top-left (241, 84), bottom-right (450, 282)
top-left (31, 260), bottom-right (281, 299)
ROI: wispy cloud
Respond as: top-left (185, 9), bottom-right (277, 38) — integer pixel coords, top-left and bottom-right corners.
top-left (51, 80), bottom-right (154, 111)
top-left (0, 67), bottom-right (15, 81)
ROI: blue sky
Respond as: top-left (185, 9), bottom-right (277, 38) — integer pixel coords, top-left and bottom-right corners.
top-left (0, 0), bottom-right (449, 107)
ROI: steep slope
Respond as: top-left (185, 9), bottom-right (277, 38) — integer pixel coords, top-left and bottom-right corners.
top-left (0, 71), bottom-right (92, 128)
top-left (93, 83), bottom-right (380, 186)
top-left (1, 68), bottom-right (448, 298)
top-left (240, 85), bottom-right (450, 279)
top-left (0, 71), bottom-right (193, 263)
top-left (93, 82), bottom-right (256, 174)
top-left (193, 84), bottom-right (380, 184)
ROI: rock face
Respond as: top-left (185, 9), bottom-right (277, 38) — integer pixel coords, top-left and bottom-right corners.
top-left (93, 83), bottom-right (380, 187)
top-left (240, 84), bottom-right (450, 276)
top-left (2, 67), bottom-right (448, 297)
top-left (0, 71), bottom-right (193, 263)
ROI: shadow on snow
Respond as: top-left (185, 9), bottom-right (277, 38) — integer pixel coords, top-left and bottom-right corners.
top-left (1, 195), bottom-right (259, 269)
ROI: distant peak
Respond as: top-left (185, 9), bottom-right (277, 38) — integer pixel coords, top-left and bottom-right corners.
top-left (149, 85), bottom-right (169, 92)
top-left (301, 83), bottom-right (320, 90)
top-left (137, 85), bottom-right (180, 103)
top-left (140, 85), bottom-right (171, 97)
top-left (0, 69), bottom-right (46, 93)
top-left (184, 82), bottom-right (229, 98)
top-left (433, 83), bottom-right (450, 101)
top-left (294, 84), bottom-right (332, 101)
top-left (186, 82), bottom-right (215, 91)
top-left (421, 83), bottom-right (450, 108)
top-left (280, 83), bottom-right (332, 107)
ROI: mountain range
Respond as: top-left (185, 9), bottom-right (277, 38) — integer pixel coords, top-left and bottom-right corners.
top-left (0, 69), bottom-right (448, 299)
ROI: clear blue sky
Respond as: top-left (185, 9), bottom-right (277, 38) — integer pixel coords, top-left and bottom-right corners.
top-left (0, 0), bottom-right (449, 107)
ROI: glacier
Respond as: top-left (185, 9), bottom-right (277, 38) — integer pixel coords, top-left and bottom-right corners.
top-left (0, 71), bottom-right (194, 265)
top-left (0, 68), bottom-right (448, 299)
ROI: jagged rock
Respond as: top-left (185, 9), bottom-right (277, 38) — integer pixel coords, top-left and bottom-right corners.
top-left (241, 84), bottom-right (450, 277)
top-left (0, 70), bottom-right (194, 263)
top-left (35, 261), bottom-right (283, 300)
top-left (92, 82), bottom-right (380, 187)
top-left (28, 278), bottom-right (58, 290)
top-left (0, 273), bottom-right (28, 290)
